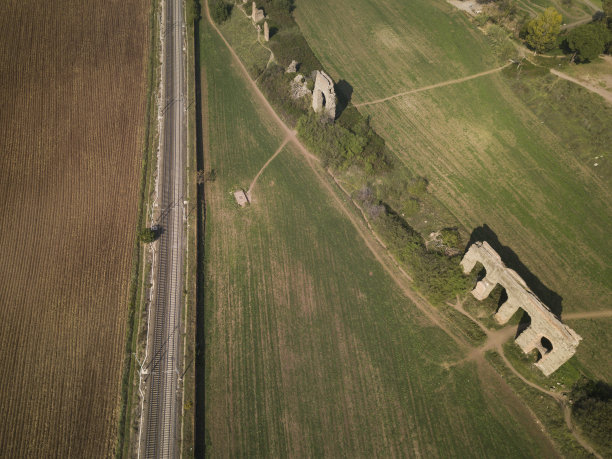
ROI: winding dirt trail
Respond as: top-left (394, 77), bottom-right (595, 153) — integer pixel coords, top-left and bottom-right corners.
top-left (247, 136), bottom-right (290, 200)
top-left (551, 68), bottom-right (612, 105)
top-left (447, 296), bottom-right (603, 458)
top-left (203, 4), bottom-right (602, 456)
top-left (354, 63), bottom-right (511, 107)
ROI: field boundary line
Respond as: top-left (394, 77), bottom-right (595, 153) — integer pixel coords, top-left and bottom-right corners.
top-left (354, 63), bottom-right (511, 107)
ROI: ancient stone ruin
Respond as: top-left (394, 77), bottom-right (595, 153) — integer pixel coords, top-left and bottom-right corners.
top-left (290, 74), bottom-right (310, 99)
top-left (263, 21), bottom-right (270, 41)
top-left (461, 241), bottom-right (582, 376)
top-left (285, 60), bottom-right (299, 73)
top-left (252, 2), bottom-right (265, 23)
top-left (234, 189), bottom-right (249, 207)
top-left (312, 70), bottom-right (336, 120)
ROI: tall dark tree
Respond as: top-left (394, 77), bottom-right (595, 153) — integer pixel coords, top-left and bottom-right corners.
top-left (567, 22), bottom-right (610, 62)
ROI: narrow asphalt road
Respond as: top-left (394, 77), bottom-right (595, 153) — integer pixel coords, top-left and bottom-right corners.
top-left (140, 0), bottom-right (186, 457)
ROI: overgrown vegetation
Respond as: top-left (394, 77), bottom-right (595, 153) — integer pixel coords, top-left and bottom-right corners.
top-left (211, 0), bottom-right (232, 24)
top-left (138, 227), bottom-right (157, 243)
top-left (570, 378), bottom-right (612, 457)
top-left (566, 21), bottom-right (612, 61)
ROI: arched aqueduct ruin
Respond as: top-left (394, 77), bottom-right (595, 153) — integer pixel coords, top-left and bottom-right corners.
top-left (312, 70), bottom-right (336, 120)
top-left (461, 241), bottom-right (581, 376)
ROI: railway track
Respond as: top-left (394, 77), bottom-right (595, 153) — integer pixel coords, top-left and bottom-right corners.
top-left (140, 0), bottom-right (186, 457)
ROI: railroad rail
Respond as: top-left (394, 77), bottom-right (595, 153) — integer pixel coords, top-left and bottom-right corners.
top-left (139, 0), bottom-right (186, 457)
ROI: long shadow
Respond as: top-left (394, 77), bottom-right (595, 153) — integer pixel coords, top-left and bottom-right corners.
top-left (466, 224), bottom-right (564, 319)
top-left (193, 16), bottom-right (208, 459)
top-left (335, 79), bottom-right (353, 119)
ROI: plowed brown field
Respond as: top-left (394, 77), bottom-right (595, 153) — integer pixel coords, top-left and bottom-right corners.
top-left (0, 1), bottom-right (149, 456)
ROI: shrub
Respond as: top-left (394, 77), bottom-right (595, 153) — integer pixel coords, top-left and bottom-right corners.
top-left (210, 0), bottom-right (232, 24)
top-left (186, 0), bottom-right (201, 23)
top-left (440, 228), bottom-right (460, 249)
top-left (570, 378), bottom-right (612, 457)
top-left (139, 228), bottom-right (157, 243)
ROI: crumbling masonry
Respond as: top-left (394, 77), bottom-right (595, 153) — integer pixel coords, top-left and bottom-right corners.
top-left (461, 241), bottom-right (581, 376)
top-left (252, 2), bottom-right (265, 23)
top-left (312, 71), bottom-right (336, 120)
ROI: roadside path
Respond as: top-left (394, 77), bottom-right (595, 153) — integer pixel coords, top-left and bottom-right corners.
top-left (354, 63), bottom-right (511, 107)
top-left (550, 68), bottom-right (612, 104)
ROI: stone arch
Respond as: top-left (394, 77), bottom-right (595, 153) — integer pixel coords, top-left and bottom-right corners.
top-left (461, 241), bottom-right (582, 376)
top-left (312, 71), bottom-right (336, 120)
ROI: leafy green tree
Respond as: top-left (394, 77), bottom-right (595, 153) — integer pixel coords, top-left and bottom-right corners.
top-left (139, 227), bottom-right (157, 243)
top-left (211, 0), bottom-right (232, 24)
top-left (186, 0), bottom-right (201, 23)
top-left (525, 7), bottom-right (563, 53)
top-left (603, 0), bottom-right (612, 20)
top-left (567, 22), bottom-right (609, 62)
top-left (570, 378), bottom-right (612, 457)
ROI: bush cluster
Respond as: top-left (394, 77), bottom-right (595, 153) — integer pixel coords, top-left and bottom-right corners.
top-left (258, 64), bottom-right (310, 125)
top-left (570, 378), bottom-right (612, 456)
top-left (297, 111), bottom-right (389, 173)
top-left (210, 0), bottom-right (232, 24)
top-left (368, 206), bottom-right (470, 304)
top-left (566, 21), bottom-right (612, 62)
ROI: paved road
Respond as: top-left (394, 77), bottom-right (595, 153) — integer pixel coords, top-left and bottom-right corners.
top-left (140, 0), bottom-right (186, 457)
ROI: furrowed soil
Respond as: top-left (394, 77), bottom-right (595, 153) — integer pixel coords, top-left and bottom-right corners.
top-left (199, 18), bottom-right (558, 457)
top-left (0, 1), bottom-right (149, 456)
top-left (294, 0), bottom-right (612, 374)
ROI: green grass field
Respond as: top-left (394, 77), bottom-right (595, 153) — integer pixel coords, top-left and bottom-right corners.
top-left (198, 16), bottom-right (559, 457)
top-left (515, 0), bottom-right (598, 22)
top-left (294, 0), bottom-right (612, 325)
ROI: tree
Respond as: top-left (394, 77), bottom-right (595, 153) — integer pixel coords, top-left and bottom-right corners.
top-left (139, 227), bottom-right (157, 243)
top-left (211, 0), bottom-right (232, 24)
top-left (525, 7), bottom-right (562, 53)
top-left (603, 0), bottom-right (612, 20)
top-left (567, 22), bottom-right (609, 62)
top-left (570, 378), bottom-right (612, 457)
top-left (186, 0), bottom-right (201, 23)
